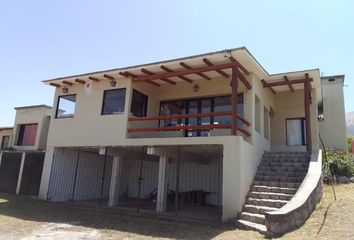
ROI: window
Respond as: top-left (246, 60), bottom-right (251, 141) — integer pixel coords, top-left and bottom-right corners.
top-left (264, 107), bottom-right (270, 140)
top-left (101, 89), bottom-right (126, 115)
top-left (286, 118), bottom-right (306, 146)
top-left (255, 95), bottom-right (261, 133)
top-left (17, 124), bottom-right (38, 146)
top-left (1, 136), bottom-right (10, 149)
top-left (56, 95), bottom-right (76, 118)
top-left (131, 89), bottom-right (148, 117)
top-left (159, 94), bottom-right (244, 136)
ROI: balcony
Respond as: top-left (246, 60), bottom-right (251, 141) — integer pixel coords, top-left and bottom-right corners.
top-left (127, 111), bottom-right (250, 139)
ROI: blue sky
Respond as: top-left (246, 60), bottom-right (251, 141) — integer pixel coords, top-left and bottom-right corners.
top-left (0, 0), bottom-right (353, 126)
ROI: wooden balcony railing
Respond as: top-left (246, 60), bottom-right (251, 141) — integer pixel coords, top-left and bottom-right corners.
top-left (128, 112), bottom-right (251, 137)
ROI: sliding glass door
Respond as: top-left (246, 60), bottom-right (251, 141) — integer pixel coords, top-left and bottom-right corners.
top-left (160, 94), bottom-right (243, 137)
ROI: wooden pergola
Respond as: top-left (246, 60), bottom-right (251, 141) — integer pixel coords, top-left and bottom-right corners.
top-left (262, 74), bottom-right (313, 152)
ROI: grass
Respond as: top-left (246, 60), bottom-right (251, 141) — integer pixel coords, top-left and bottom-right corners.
top-left (0, 184), bottom-right (353, 239)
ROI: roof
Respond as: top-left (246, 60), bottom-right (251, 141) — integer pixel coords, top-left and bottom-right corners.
top-left (14, 104), bottom-right (52, 110)
top-left (0, 127), bottom-right (13, 131)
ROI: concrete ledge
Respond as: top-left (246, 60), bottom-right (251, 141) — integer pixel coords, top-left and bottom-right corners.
top-left (265, 150), bottom-right (323, 236)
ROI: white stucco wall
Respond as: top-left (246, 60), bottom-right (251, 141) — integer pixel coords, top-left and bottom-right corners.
top-left (318, 76), bottom-right (347, 149)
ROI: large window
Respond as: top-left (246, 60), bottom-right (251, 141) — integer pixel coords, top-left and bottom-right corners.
top-left (101, 89), bottom-right (126, 115)
top-left (56, 95), bottom-right (76, 118)
top-left (159, 94), bottom-right (244, 137)
top-left (286, 118), bottom-right (306, 146)
top-left (1, 136), bottom-right (10, 149)
top-left (17, 124), bottom-right (38, 146)
top-left (131, 89), bottom-right (148, 117)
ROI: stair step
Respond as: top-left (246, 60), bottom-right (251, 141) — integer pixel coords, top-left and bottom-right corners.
top-left (243, 204), bottom-right (279, 214)
top-left (234, 219), bottom-right (267, 233)
top-left (262, 157), bottom-right (309, 163)
top-left (248, 191), bottom-right (293, 201)
top-left (256, 171), bottom-right (306, 177)
top-left (238, 212), bottom-right (265, 225)
top-left (246, 198), bottom-right (288, 208)
top-left (259, 162), bottom-right (309, 168)
top-left (251, 185), bottom-right (297, 195)
top-left (254, 175), bottom-right (304, 182)
top-left (253, 181), bottom-right (301, 188)
top-left (258, 166), bottom-right (308, 173)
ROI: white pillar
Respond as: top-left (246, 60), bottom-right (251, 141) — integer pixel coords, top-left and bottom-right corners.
top-left (16, 152), bottom-right (26, 195)
top-left (156, 155), bottom-right (167, 212)
top-left (108, 156), bottom-right (123, 207)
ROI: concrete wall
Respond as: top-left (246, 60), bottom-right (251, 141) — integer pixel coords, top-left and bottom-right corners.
top-left (13, 106), bottom-right (52, 151)
top-left (0, 129), bottom-right (13, 149)
top-left (318, 76), bottom-right (347, 149)
top-left (271, 89), bottom-right (320, 152)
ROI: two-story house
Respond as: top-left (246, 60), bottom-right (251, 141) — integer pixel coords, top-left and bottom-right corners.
top-left (37, 47), bottom-right (346, 234)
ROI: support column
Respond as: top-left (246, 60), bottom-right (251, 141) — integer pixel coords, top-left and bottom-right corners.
top-left (231, 66), bottom-right (239, 135)
top-left (304, 74), bottom-right (312, 152)
top-left (16, 152), bottom-right (26, 195)
top-left (108, 156), bottom-right (123, 207)
top-left (156, 155), bottom-right (167, 212)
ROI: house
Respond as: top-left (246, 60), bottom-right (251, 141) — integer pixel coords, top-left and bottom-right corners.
top-left (0, 105), bottom-right (51, 196)
top-left (37, 47), bottom-right (345, 234)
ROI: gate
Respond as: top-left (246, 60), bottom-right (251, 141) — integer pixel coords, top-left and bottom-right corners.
top-left (19, 152), bottom-right (45, 196)
top-left (0, 152), bottom-right (22, 194)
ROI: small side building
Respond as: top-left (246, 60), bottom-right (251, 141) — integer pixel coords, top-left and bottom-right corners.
top-left (318, 75), bottom-right (347, 150)
top-left (12, 105), bottom-right (52, 151)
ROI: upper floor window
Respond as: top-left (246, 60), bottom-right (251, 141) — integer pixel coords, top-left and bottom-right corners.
top-left (17, 124), bottom-right (38, 146)
top-left (131, 89), bottom-right (148, 117)
top-left (1, 136), bottom-right (10, 149)
top-left (56, 95), bottom-right (76, 118)
top-left (101, 89), bottom-right (126, 115)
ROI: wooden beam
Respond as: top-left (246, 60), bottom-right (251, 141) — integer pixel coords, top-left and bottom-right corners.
top-left (124, 71), bottom-right (160, 87)
top-left (141, 68), bottom-right (176, 85)
top-left (235, 67), bottom-right (252, 90)
top-left (160, 65), bottom-right (193, 83)
top-left (103, 74), bottom-right (115, 80)
top-left (88, 76), bottom-right (100, 82)
top-left (262, 78), bottom-right (313, 88)
top-left (75, 78), bottom-right (86, 84)
top-left (180, 62), bottom-right (211, 80)
top-left (49, 83), bottom-right (61, 88)
top-left (284, 76), bottom-right (294, 92)
top-left (133, 62), bottom-right (237, 83)
top-left (202, 58), bottom-right (230, 78)
top-left (62, 80), bottom-right (73, 86)
top-left (231, 66), bottom-right (238, 135)
top-left (304, 73), bottom-right (312, 152)
top-left (229, 56), bottom-right (250, 75)
top-left (261, 79), bottom-right (276, 95)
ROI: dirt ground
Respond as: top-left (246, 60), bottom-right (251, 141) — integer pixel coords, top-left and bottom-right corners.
top-left (0, 184), bottom-right (353, 240)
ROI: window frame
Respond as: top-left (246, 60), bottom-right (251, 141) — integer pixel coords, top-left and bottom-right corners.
top-left (55, 94), bottom-right (77, 119)
top-left (130, 89), bottom-right (148, 117)
top-left (101, 88), bottom-right (127, 116)
top-left (1, 135), bottom-right (10, 149)
top-left (285, 117), bottom-right (306, 146)
top-left (16, 123), bottom-right (38, 146)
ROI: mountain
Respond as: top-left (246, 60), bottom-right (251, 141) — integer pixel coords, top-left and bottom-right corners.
top-left (347, 112), bottom-right (354, 136)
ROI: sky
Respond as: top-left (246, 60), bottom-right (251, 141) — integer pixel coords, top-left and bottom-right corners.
top-left (0, 0), bottom-right (353, 126)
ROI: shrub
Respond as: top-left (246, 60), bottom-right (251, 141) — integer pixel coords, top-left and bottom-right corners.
top-left (323, 149), bottom-right (354, 177)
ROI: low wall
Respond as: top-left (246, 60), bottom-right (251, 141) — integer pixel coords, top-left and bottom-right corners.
top-left (265, 150), bottom-right (323, 236)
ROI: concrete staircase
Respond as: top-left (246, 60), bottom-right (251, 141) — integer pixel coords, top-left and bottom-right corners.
top-left (234, 152), bottom-right (310, 234)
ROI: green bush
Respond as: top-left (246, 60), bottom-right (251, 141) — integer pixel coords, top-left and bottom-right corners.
top-left (323, 149), bottom-right (354, 177)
